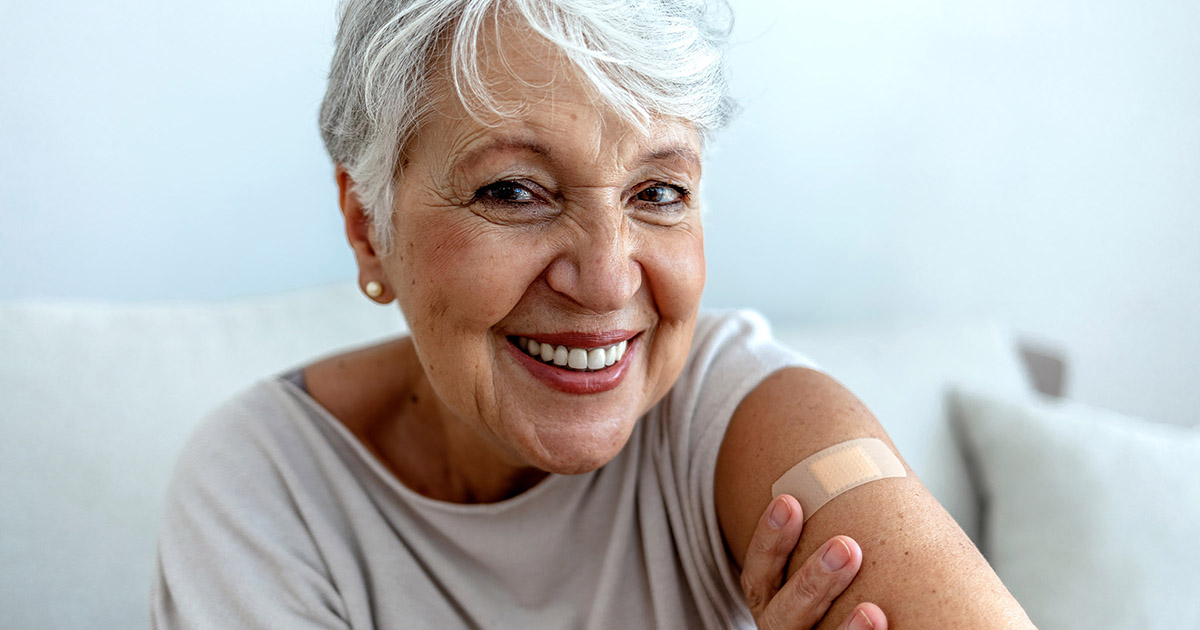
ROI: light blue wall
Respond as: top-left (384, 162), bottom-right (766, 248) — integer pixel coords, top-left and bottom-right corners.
top-left (2, 1), bottom-right (1198, 425)
top-left (702, 1), bottom-right (1200, 426)
top-left (0, 0), bottom-right (351, 301)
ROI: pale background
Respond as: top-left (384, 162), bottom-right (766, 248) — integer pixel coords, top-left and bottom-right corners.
top-left (2, 0), bottom-right (1197, 426)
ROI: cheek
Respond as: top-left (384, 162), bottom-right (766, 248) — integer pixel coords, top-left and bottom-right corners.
top-left (643, 224), bottom-right (706, 319)
top-left (638, 224), bottom-right (705, 398)
top-left (392, 217), bottom-right (540, 334)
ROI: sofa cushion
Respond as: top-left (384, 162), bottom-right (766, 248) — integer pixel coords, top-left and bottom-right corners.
top-left (950, 389), bottom-right (1200, 629)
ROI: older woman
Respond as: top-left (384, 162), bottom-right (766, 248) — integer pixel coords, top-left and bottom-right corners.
top-left (153, 1), bottom-right (1034, 628)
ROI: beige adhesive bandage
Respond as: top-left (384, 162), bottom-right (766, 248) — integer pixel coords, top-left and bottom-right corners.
top-left (771, 438), bottom-right (906, 522)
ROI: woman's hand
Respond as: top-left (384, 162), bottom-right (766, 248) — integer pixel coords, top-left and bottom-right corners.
top-left (741, 494), bottom-right (888, 630)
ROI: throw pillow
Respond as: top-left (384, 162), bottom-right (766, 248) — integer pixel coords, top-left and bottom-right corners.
top-left (950, 389), bottom-right (1200, 629)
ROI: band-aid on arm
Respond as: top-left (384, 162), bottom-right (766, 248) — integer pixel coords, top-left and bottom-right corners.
top-left (770, 438), bottom-right (906, 522)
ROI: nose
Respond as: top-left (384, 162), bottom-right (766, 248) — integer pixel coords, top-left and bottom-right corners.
top-left (545, 211), bottom-right (641, 313)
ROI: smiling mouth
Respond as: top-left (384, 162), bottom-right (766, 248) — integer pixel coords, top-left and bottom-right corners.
top-left (508, 336), bottom-right (631, 372)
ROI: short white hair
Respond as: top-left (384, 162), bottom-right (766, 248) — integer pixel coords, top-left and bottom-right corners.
top-left (319, 0), bottom-right (735, 253)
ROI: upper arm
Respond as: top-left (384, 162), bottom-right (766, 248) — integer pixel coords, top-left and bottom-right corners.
top-left (715, 367), bottom-right (1034, 628)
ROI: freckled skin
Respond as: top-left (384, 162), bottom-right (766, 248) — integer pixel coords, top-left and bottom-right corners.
top-left (332, 16), bottom-right (707, 503)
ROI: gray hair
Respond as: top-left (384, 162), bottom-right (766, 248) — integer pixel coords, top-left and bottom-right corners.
top-left (318, 0), bottom-right (735, 253)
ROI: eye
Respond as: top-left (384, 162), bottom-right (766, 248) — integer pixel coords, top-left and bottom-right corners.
top-left (633, 183), bottom-right (689, 207)
top-left (474, 180), bottom-right (538, 205)
top-left (469, 179), bottom-right (557, 224)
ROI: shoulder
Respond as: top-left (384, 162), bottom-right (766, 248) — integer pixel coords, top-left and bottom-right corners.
top-left (686, 309), bottom-right (816, 375)
top-left (667, 310), bottom-right (819, 425)
top-left (713, 366), bottom-right (1033, 627)
top-left (155, 379), bottom-right (353, 627)
top-left (166, 378), bottom-right (334, 519)
top-left (177, 376), bottom-right (324, 466)
top-left (177, 378), bottom-right (303, 468)
top-left (650, 310), bottom-right (819, 468)
top-left (715, 367), bottom-right (898, 561)
top-left (301, 336), bottom-right (416, 438)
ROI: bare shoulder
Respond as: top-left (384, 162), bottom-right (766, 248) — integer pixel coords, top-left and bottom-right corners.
top-left (715, 367), bottom-right (1035, 628)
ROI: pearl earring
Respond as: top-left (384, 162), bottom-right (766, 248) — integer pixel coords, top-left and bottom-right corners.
top-left (365, 281), bottom-right (383, 299)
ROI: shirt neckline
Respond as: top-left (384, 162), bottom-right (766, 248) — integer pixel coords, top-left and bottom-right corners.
top-left (272, 376), bottom-right (577, 516)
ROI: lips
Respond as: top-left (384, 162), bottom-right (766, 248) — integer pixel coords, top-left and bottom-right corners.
top-left (520, 330), bottom-right (638, 348)
top-left (504, 331), bottom-right (640, 394)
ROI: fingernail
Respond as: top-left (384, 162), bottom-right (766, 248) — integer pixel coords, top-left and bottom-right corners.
top-left (848, 609), bottom-right (874, 630)
top-left (820, 538), bottom-right (851, 572)
top-left (768, 497), bottom-right (790, 529)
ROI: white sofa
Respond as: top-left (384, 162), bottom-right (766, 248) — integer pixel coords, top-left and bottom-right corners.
top-left (0, 283), bottom-right (1043, 629)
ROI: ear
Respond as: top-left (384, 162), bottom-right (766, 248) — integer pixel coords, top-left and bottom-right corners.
top-left (337, 165), bottom-right (394, 303)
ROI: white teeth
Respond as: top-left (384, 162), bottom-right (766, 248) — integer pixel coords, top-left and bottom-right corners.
top-left (587, 348), bottom-right (606, 370)
top-left (516, 336), bottom-right (633, 372)
top-left (567, 348), bottom-right (588, 369)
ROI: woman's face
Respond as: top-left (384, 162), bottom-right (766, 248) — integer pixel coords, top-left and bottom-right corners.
top-left (374, 24), bottom-right (705, 475)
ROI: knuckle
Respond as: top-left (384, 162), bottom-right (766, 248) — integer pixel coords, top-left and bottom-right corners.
top-left (788, 567), bottom-right (829, 609)
top-left (740, 572), bottom-right (766, 610)
top-left (759, 613), bottom-right (784, 630)
top-left (752, 528), bottom-right (778, 556)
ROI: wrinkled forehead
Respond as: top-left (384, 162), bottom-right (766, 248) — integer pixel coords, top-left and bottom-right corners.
top-left (432, 123), bottom-right (702, 186)
top-left (410, 14), bottom-right (701, 175)
top-left (408, 101), bottom-right (702, 186)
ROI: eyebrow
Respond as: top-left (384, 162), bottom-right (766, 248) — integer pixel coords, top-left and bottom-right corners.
top-left (451, 137), bottom-right (701, 175)
top-left (642, 145), bottom-right (701, 173)
top-left (452, 139), bottom-right (553, 177)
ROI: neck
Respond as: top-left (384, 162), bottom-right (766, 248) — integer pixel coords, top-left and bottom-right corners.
top-left (370, 339), bottom-right (550, 504)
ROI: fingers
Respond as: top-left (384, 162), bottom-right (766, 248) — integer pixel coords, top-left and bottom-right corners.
top-left (838, 603), bottom-right (888, 630)
top-left (757, 534), bottom-right (864, 630)
top-left (740, 494), bottom-right (805, 618)
top-left (741, 495), bottom-right (886, 630)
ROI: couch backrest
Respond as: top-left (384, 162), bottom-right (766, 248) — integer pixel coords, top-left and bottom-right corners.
top-left (0, 283), bottom-right (404, 630)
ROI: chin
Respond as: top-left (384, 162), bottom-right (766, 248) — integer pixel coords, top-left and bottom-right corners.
top-left (519, 414), bottom-right (639, 475)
